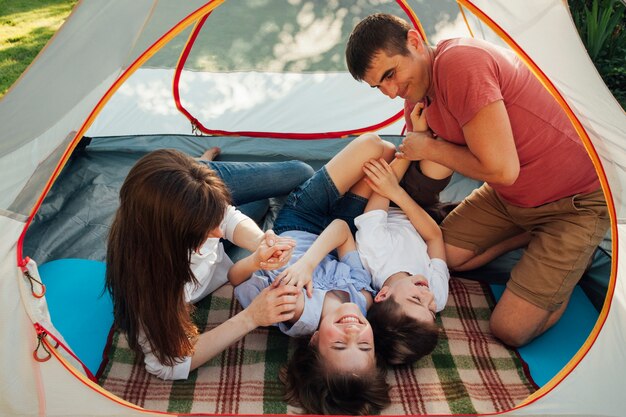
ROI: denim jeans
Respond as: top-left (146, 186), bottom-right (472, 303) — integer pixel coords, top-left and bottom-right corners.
top-left (273, 166), bottom-right (368, 236)
top-left (203, 160), bottom-right (314, 222)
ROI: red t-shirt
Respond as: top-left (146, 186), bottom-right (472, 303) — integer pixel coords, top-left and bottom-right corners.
top-left (406, 38), bottom-right (599, 207)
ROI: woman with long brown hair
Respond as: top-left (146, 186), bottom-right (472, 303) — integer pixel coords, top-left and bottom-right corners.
top-left (105, 148), bottom-right (313, 380)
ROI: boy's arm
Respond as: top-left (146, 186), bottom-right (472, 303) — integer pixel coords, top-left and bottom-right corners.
top-left (363, 159), bottom-right (446, 261)
top-left (392, 190), bottom-right (446, 261)
top-left (363, 158), bottom-right (411, 213)
top-left (276, 219), bottom-right (353, 296)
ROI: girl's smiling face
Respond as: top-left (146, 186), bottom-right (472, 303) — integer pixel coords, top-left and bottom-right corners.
top-left (311, 302), bottom-right (375, 373)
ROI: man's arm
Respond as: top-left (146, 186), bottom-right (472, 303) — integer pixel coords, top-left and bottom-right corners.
top-left (399, 100), bottom-right (519, 185)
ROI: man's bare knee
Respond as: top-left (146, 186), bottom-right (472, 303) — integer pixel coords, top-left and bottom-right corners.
top-left (489, 290), bottom-right (559, 347)
top-left (445, 243), bottom-right (474, 270)
top-left (489, 317), bottom-right (532, 347)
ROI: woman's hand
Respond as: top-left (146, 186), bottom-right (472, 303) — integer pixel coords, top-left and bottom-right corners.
top-left (256, 230), bottom-right (296, 270)
top-left (363, 158), bottom-right (404, 201)
top-left (272, 259), bottom-right (314, 298)
top-left (245, 285), bottom-right (300, 327)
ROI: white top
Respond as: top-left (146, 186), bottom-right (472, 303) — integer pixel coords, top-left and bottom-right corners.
top-left (140, 205), bottom-right (248, 380)
top-left (355, 208), bottom-right (450, 312)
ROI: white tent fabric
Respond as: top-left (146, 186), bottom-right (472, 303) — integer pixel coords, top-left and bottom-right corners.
top-left (1, 0), bottom-right (625, 416)
top-left (86, 69), bottom-right (406, 137)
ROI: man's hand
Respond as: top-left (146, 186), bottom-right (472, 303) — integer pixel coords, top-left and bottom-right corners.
top-left (363, 158), bottom-right (404, 201)
top-left (245, 285), bottom-right (299, 327)
top-left (272, 259), bottom-right (314, 298)
top-left (396, 130), bottom-right (435, 161)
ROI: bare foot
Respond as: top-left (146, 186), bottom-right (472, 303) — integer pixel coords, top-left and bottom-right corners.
top-left (199, 146), bottom-right (221, 161)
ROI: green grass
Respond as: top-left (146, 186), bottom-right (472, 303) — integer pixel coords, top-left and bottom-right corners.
top-left (0, 0), bottom-right (77, 96)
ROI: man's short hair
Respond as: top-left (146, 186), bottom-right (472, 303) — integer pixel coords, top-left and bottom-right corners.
top-left (367, 296), bottom-right (439, 366)
top-left (346, 13), bottom-right (412, 81)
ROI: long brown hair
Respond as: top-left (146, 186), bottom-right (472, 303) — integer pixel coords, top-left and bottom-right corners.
top-left (106, 149), bottom-right (230, 366)
top-left (281, 339), bottom-right (390, 415)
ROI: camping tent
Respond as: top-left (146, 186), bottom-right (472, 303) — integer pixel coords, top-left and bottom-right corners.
top-left (1, 0), bottom-right (625, 416)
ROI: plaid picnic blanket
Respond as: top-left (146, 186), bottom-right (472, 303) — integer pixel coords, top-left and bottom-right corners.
top-left (98, 278), bottom-right (537, 414)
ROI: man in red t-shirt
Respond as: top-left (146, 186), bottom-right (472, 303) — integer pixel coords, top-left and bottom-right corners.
top-left (346, 13), bottom-right (609, 346)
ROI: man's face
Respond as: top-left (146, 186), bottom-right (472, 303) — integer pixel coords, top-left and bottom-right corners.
top-left (362, 31), bottom-right (430, 104)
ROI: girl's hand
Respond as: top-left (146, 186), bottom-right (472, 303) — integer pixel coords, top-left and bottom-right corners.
top-left (272, 259), bottom-right (314, 298)
top-left (256, 231), bottom-right (296, 270)
top-left (246, 285), bottom-right (300, 326)
top-left (363, 158), bottom-right (403, 200)
top-left (410, 102), bottom-right (428, 133)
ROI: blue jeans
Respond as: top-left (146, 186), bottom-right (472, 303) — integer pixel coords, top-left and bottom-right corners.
top-left (273, 166), bottom-right (368, 236)
top-left (203, 160), bottom-right (314, 222)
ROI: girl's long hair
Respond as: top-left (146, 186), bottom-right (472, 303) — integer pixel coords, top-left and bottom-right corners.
top-left (106, 149), bottom-right (230, 366)
top-left (280, 338), bottom-right (390, 415)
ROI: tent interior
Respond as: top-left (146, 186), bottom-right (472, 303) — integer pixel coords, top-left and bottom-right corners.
top-left (6, 0), bottom-right (620, 415)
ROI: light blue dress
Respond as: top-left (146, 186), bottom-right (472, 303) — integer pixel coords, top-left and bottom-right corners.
top-left (234, 230), bottom-right (374, 337)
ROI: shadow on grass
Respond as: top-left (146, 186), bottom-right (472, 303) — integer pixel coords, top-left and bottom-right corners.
top-left (0, 0), bottom-right (77, 94)
top-left (0, 26), bottom-right (56, 95)
top-left (0, 0), bottom-right (76, 19)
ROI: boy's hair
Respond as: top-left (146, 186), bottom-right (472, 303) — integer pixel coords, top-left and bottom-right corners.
top-left (346, 13), bottom-right (412, 81)
top-left (281, 339), bottom-right (390, 415)
top-left (367, 296), bottom-right (439, 366)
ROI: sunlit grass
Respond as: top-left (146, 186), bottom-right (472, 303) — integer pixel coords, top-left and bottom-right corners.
top-left (0, 0), bottom-right (77, 96)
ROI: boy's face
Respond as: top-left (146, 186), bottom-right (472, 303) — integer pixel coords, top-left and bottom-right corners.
top-left (376, 274), bottom-right (437, 323)
top-left (312, 302), bottom-right (375, 373)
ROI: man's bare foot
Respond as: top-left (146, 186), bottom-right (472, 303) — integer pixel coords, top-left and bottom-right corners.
top-left (198, 146), bottom-right (221, 161)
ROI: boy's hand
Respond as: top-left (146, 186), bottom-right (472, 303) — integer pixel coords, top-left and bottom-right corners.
top-left (410, 102), bottom-right (428, 133)
top-left (272, 259), bottom-right (314, 298)
top-left (363, 158), bottom-right (403, 200)
top-left (246, 285), bottom-right (299, 326)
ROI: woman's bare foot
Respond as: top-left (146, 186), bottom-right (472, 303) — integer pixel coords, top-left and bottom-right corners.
top-left (198, 146), bottom-right (221, 161)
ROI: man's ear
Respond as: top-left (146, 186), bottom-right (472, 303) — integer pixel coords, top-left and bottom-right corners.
top-left (407, 29), bottom-right (424, 52)
top-left (374, 286), bottom-right (390, 303)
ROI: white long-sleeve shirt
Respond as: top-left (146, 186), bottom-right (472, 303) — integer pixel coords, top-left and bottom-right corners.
top-left (355, 208), bottom-right (450, 312)
top-left (140, 205), bottom-right (248, 380)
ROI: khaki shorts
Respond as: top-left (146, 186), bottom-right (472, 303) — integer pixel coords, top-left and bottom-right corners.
top-left (441, 185), bottom-right (610, 311)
